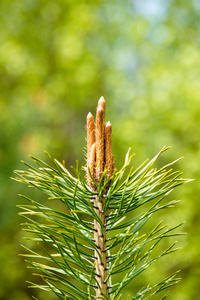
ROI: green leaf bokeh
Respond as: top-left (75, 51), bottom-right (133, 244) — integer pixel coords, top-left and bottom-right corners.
top-left (0, 0), bottom-right (199, 299)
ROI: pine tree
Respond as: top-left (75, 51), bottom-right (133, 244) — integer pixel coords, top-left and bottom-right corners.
top-left (13, 97), bottom-right (189, 299)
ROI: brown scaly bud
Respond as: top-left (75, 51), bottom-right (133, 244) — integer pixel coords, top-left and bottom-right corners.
top-left (96, 105), bottom-right (105, 182)
top-left (87, 143), bottom-right (96, 189)
top-left (87, 112), bottom-right (95, 186)
top-left (105, 121), bottom-right (113, 179)
top-left (98, 96), bottom-right (106, 119)
top-left (86, 97), bottom-right (114, 190)
top-left (87, 112), bottom-right (95, 162)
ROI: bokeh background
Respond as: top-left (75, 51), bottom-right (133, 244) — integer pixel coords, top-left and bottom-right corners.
top-left (0, 0), bottom-right (199, 299)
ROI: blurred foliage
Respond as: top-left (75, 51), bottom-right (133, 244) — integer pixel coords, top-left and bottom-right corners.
top-left (0, 0), bottom-right (199, 299)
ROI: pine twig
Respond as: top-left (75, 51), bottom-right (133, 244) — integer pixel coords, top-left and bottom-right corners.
top-left (87, 96), bottom-right (114, 298)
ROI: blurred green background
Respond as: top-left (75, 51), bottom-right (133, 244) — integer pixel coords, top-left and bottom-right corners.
top-left (0, 0), bottom-right (199, 299)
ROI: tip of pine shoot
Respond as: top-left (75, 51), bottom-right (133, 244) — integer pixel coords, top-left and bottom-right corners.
top-left (98, 96), bottom-right (106, 111)
top-left (87, 112), bottom-right (93, 118)
top-left (98, 96), bottom-right (106, 103)
top-left (105, 121), bottom-right (112, 127)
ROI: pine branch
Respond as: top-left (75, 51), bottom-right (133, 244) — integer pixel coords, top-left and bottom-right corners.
top-left (13, 96), bottom-right (190, 299)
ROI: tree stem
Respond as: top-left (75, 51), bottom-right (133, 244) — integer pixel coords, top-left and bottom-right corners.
top-left (94, 195), bottom-right (108, 298)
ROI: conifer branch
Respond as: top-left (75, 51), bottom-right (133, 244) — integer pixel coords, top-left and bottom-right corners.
top-left (13, 96), bottom-right (190, 300)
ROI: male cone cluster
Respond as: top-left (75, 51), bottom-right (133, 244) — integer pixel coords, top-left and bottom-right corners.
top-left (87, 96), bottom-right (114, 189)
